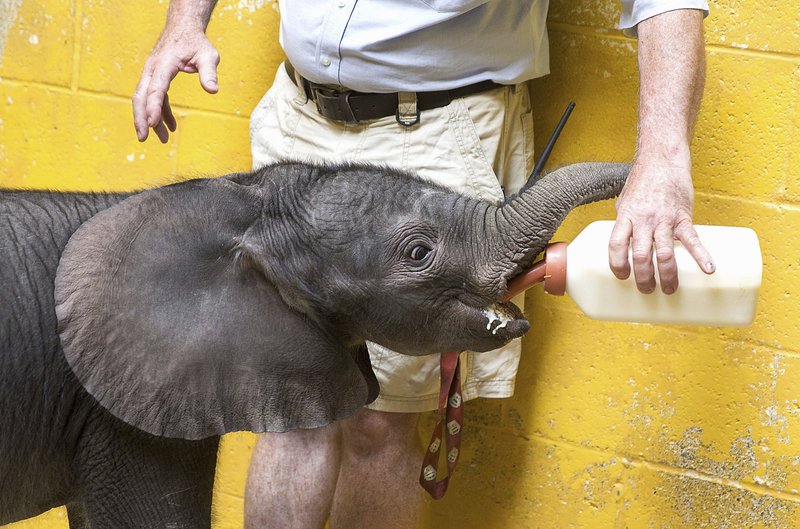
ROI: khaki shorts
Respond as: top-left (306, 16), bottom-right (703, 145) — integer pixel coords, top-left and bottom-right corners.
top-left (250, 64), bottom-right (534, 413)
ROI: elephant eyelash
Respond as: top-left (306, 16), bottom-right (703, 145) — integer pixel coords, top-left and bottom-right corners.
top-left (404, 242), bottom-right (434, 261)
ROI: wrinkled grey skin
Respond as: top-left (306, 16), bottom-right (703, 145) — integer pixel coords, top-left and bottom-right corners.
top-left (0, 161), bottom-right (627, 528)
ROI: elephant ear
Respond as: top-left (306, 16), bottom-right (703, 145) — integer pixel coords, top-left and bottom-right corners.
top-left (55, 177), bottom-right (378, 440)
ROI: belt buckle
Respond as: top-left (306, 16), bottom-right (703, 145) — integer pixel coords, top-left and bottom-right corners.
top-left (312, 86), bottom-right (359, 124)
top-left (339, 91), bottom-right (359, 123)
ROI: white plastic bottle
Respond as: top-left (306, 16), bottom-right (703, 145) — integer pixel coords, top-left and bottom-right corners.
top-left (510, 221), bottom-right (762, 326)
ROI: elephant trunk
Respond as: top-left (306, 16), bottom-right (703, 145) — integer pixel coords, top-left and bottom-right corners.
top-left (487, 162), bottom-right (630, 282)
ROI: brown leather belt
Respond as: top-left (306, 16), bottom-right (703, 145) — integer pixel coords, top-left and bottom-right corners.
top-left (284, 61), bottom-right (504, 125)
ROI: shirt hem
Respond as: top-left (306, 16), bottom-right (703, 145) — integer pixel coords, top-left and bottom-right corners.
top-left (365, 380), bottom-right (516, 413)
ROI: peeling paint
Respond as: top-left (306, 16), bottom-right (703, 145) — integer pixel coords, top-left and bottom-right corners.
top-left (220, 0), bottom-right (279, 20)
top-left (749, 354), bottom-right (793, 445)
top-left (576, 457), bottom-right (620, 513)
top-left (655, 427), bottom-right (798, 527)
top-left (668, 426), bottom-right (799, 496)
top-left (658, 472), bottom-right (795, 529)
top-left (622, 381), bottom-right (675, 433)
top-left (0, 0), bottom-right (23, 64)
top-left (234, 0), bottom-right (270, 12)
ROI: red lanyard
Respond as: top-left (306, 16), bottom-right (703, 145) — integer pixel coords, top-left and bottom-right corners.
top-left (418, 349), bottom-right (463, 499)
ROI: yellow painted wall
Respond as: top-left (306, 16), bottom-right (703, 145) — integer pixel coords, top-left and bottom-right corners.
top-left (1, 1), bottom-right (798, 528)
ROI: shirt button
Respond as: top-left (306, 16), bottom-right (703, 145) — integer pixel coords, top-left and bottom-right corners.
top-left (321, 56), bottom-right (331, 67)
top-left (338, 0), bottom-right (346, 6)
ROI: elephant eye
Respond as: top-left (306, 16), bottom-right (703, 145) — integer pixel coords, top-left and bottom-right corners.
top-left (408, 244), bottom-right (432, 261)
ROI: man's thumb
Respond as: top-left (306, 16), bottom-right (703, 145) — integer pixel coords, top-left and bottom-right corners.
top-left (198, 50), bottom-right (220, 94)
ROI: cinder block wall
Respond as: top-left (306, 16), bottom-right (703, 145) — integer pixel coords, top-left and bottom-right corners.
top-left (1, 1), bottom-right (798, 528)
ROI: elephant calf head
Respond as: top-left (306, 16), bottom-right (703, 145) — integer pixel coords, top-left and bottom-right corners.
top-left (54, 161), bottom-right (627, 440)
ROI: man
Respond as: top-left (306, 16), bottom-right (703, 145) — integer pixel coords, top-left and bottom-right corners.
top-left (132, 2), bottom-right (714, 527)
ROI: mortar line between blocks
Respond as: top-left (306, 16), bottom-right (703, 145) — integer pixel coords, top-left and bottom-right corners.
top-left (0, 77), bottom-right (251, 123)
top-left (705, 44), bottom-right (800, 63)
top-left (524, 431), bottom-right (800, 504)
top-left (696, 189), bottom-right (800, 212)
top-left (548, 21), bottom-right (800, 62)
top-left (632, 458), bottom-right (800, 504)
top-left (542, 305), bottom-right (800, 357)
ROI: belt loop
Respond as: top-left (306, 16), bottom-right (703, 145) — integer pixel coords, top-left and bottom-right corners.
top-left (300, 78), bottom-right (313, 103)
top-left (396, 92), bottom-right (420, 127)
top-left (286, 62), bottom-right (309, 105)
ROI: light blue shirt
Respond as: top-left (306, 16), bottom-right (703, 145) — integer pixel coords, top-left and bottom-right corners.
top-left (279, 0), bottom-right (709, 93)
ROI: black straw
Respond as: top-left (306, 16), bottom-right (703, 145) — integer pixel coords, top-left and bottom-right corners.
top-left (531, 101), bottom-right (575, 178)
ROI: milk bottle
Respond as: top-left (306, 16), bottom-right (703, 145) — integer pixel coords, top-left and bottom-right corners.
top-left (508, 221), bottom-right (762, 326)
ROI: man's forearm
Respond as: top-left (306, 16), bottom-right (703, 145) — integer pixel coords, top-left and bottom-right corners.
top-left (608, 8), bottom-right (712, 293)
top-left (635, 9), bottom-right (705, 166)
top-left (164, 0), bottom-right (219, 32)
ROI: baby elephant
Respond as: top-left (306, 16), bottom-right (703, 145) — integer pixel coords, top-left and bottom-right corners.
top-left (0, 161), bottom-right (627, 527)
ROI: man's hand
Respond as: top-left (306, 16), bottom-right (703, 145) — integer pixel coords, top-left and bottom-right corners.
top-left (610, 156), bottom-right (714, 295)
top-left (132, 1), bottom-right (220, 143)
top-left (609, 8), bottom-right (715, 294)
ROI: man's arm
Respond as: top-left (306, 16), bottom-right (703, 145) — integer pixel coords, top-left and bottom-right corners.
top-left (608, 8), bottom-right (715, 294)
top-left (132, 0), bottom-right (220, 143)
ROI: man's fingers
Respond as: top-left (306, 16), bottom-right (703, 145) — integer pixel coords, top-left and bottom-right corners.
top-left (146, 62), bottom-right (179, 128)
top-left (132, 66), bottom-right (153, 142)
top-left (631, 225), bottom-right (656, 293)
top-left (654, 225), bottom-right (678, 294)
top-left (153, 119), bottom-right (170, 144)
top-left (162, 93), bottom-right (177, 132)
top-left (675, 220), bottom-right (716, 275)
top-left (197, 48), bottom-right (220, 94)
top-left (608, 218), bottom-right (633, 280)
top-left (133, 38), bottom-right (220, 142)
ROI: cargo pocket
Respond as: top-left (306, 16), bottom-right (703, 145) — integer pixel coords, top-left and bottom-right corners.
top-left (450, 90), bottom-right (507, 204)
top-left (249, 66), bottom-right (305, 168)
top-left (520, 86), bottom-right (535, 179)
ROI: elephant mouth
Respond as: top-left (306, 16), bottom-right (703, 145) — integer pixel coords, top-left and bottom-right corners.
top-left (455, 297), bottom-right (529, 349)
top-left (480, 301), bottom-right (526, 336)
top-left (448, 288), bottom-right (529, 351)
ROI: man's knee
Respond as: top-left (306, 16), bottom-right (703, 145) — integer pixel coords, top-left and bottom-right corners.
top-left (254, 422), bottom-right (340, 456)
top-left (341, 408), bottom-right (419, 457)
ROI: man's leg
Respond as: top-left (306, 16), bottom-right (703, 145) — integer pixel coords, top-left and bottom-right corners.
top-left (244, 408), bottom-right (422, 529)
top-left (244, 423), bottom-right (341, 529)
top-left (329, 408), bottom-right (423, 529)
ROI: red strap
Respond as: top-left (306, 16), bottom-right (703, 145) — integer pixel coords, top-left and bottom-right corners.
top-left (418, 256), bottom-right (552, 498)
top-left (419, 350), bottom-right (463, 499)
